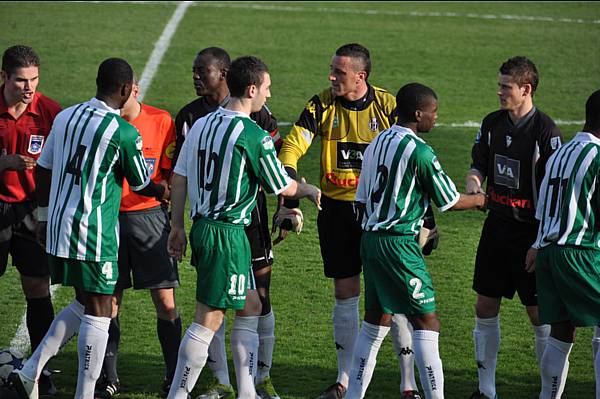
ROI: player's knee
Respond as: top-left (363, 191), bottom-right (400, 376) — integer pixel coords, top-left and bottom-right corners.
top-left (20, 275), bottom-right (50, 298)
top-left (474, 295), bottom-right (501, 318)
top-left (334, 275), bottom-right (360, 299)
top-left (409, 313), bottom-right (440, 332)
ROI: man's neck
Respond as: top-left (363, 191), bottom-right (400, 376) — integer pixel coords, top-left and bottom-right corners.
top-left (121, 101), bottom-right (141, 122)
top-left (508, 98), bottom-right (534, 125)
top-left (396, 122), bottom-right (417, 134)
top-left (205, 86), bottom-right (229, 106)
top-left (3, 89), bottom-right (29, 119)
top-left (225, 97), bottom-right (252, 116)
top-left (343, 82), bottom-right (368, 102)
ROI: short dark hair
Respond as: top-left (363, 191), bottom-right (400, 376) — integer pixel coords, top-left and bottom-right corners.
top-left (585, 89), bottom-right (600, 132)
top-left (395, 83), bottom-right (438, 123)
top-left (2, 45), bottom-right (40, 76)
top-left (335, 43), bottom-right (371, 78)
top-left (226, 56), bottom-right (269, 98)
top-left (96, 58), bottom-right (133, 96)
top-left (197, 47), bottom-right (231, 70)
top-left (499, 56), bottom-right (539, 95)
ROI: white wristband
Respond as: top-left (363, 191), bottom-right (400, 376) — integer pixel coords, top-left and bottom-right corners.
top-left (37, 206), bottom-right (48, 222)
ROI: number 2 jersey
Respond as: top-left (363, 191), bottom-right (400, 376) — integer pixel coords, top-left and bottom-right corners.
top-left (470, 107), bottom-right (562, 223)
top-left (279, 84), bottom-right (396, 201)
top-left (173, 107), bottom-right (291, 225)
top-left (357, 125), bottom-right (459, 235)
top-left (37, 98), bottom-right (150, 261)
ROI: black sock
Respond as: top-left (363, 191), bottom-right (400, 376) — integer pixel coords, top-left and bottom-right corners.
top-left (103, 317), bottom-right (120, 384)
top-left (157, 316), bottom-right (182, 382)
top-left (26, 296), bottom-right (54, 353)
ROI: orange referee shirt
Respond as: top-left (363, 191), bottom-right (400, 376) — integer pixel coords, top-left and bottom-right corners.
top-left (120, 103), bottom-right (176, 212)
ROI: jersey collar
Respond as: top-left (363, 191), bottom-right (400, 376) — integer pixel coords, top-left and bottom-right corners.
top-left (574, 131), bottom-right (600, 146)
top-left (89, 97), bottom-right (121, 115)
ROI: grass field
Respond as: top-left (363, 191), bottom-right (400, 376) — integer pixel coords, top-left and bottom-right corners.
top-left (1, 2), bottom-right (599, 398)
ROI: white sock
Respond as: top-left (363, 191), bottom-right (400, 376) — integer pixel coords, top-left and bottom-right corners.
top-left (413, 330), bottom-right (444, 399)
top-left (534, 324), bottom-right (551, 366)
top-left (345, 322), bottom-right (390, 399)
top-left (256, 310), bottom-right (275, 384)
top-left (231, 316), bottom-right (259, 399)
top-left (75, 315), bottom-right (110, 399)
top-left (168, 323), bottom-right (214, 399)
top-left (539, 337), bottom-right (572, 399)
top-left (333, 296), bottom-right (359, 388)
top-left (593, 326), bottom-right (600, 399)
top-left (473, 316), bottom-right (500, 398)
top-left (208, 319), bottom-right (230, 385)
top-left (21, 300), bottom-right (84, 381)
top-left (391, 314), bottom-right (418, 392)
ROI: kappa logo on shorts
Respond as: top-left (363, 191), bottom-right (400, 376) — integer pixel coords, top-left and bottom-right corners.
top-left (28, 135), bottom-right (45, 155)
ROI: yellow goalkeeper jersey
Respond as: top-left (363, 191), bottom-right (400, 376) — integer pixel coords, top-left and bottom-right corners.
top-left (279, 84), bottom-right (396, 201)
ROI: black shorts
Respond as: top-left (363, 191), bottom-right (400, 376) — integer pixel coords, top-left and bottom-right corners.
top-left (317, 195), bottom-right (362, 279)
top-left (473, 211), bottom-right (539, 306)
top-left (245, 189), bottom-right (273, 271)
top-left (117, 206), bottom-right (179, 290)
top-left (0, 201), bottom-right (49, 278)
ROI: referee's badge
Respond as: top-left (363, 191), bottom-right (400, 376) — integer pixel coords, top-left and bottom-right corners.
top-left (28, 134), bottom-right (44, 155)
top-left (551, 137), bottom-right (561, 150)
top-left (369, 118), bottom-right (378, 132)
top-left (506, 135), bottom-right (512, 147)
top-left (145, 158), bottom-right (156, 175)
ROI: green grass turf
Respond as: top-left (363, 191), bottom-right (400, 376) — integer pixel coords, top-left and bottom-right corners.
top-left (1, 1), bottom-right (599, 397)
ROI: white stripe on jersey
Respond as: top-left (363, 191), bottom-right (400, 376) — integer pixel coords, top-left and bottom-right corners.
top-left (372, 138), bottom-right (416, 231)
top-left (558, 146), bottom-right (597, 245)
top-left (227, 153), bottom-right (247, 212)
top-left (214, 120), bottom-right (244, 213)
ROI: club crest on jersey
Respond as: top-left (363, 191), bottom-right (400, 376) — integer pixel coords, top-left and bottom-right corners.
top-left (261, 136), bottom-right (274, 150)
top-left (506, 135), bottom-right (512, 147)
top-left (135, 136), bottom-right (143, 151)
top-left (332, 116), bottom-right (339, 129)
top-left (432, 156), bottom-right (442, 171)
top-left (145, 158), bottom-right (156, 175)
top-left (369, 118), bottom-right (378, 132)
top-left (474, 129), bottom-right (482, 144)
top-left (551, 136), bottom-right (561, 150)
top-left (28, 135), bottom-right (44, 155)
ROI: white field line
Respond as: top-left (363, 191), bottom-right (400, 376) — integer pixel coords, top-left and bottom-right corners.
top-left (10, 2), bottom-right (191, 355)
top-left (193, 2), bottom-right (600, 25)
top-left (277, 120), bottom-right (585, 127)
top-left (138, 1), bottom-right (192, 101)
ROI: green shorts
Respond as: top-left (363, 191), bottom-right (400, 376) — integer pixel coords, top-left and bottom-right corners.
top-left (190, 218), bottom-right (253, 310)
top-left (49, 255), bottom-right (118, 294)
top-left (360, 232), bottom-right (436, 315)
top-left (536, 244), bottom-right (600, 327)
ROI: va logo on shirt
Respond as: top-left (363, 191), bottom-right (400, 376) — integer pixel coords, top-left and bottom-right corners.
top-left (369, 118), bottom-right (378, 132)
top-left (28, 135), bottom-right (45, 155)
top-left (494, 154), bottom-right (520, 189)
top-left (551, 136), bottom-right (561, 150)
top-left (145, 158), bottom-right (156, 175)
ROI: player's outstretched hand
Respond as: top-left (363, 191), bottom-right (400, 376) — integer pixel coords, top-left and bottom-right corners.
top-left (525, 247), bottom-right (537, 273)
top-left (475, 192), bottom-right (488, 212)
top-left (272, 206), bottom-right (304, 245)
top-left (168, 227), bottom-right (187, 261)
top-left (300, 177), bottom-right (321, 210)
top-left (1, 154), bottom-right (36, 171)
top-left (158, 180), bottom-right (170, 202)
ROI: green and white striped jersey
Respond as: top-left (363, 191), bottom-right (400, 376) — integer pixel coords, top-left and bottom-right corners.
top-left (534, 132), bottom-right (600, 249)
top-left (174, 107), bottom-right (291, 225)
top-left (356, 125), bottom-right (459, 235)
top-left (37, 98), bottom-right (150, 261)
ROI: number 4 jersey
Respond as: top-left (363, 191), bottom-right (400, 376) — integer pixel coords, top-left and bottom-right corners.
top-left (356, 125), bottom-right (459, 235)
top-left (174, 107), bottom-right (291, 225)
top-left (37, 98), bottom-right (150, 261)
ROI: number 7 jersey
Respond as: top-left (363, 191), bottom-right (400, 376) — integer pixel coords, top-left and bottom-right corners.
top-left (174, 107), bottom-right (291, 225)
top-left (37, 98), bottom-right (150, 262)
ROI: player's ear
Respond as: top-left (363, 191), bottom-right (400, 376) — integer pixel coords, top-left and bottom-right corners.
top-left (220, 68), bottom-right (228, 80)
top-left (522, 83), bottom-right (533, 97)
top-left (415, 109), bottom-right (423, 123)
top-left (356, 70), bottom-right (367, 83)
top-left (246, 83), bottom-right (257, 99)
